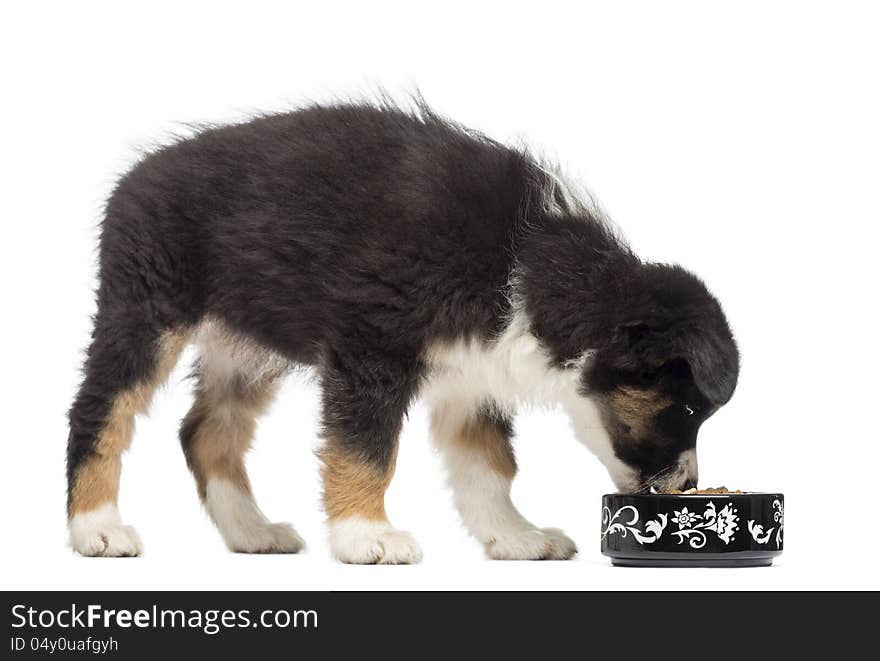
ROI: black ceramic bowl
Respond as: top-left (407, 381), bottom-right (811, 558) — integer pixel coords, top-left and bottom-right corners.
top-left (601, 492), bottom-right (784, 567)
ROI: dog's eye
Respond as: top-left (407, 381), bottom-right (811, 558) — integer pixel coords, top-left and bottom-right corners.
top-left (683, 404), bottom-right (695, 417)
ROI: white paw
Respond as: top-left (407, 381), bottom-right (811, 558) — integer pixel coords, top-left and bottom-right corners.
top-left (227, 522), bottom-right (306, 554)
top-left (485, 526), bottom-right (578, 560)
top-left (329, 517), bottom-right (423, 565)
top-left (205, 479), bottom-right (304, 554)
top-left (69, 504), bottom-right (142, 557)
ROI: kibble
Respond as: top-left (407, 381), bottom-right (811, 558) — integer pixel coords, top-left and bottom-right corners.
top-left (667, 486), bottom-right (744, 495)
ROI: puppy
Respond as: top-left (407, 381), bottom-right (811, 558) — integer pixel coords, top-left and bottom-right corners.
top-left (67, 102), bottom-right (738, 563)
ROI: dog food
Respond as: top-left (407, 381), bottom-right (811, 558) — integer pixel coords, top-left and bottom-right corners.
top-left (667, 486), bottom-right (743, 494)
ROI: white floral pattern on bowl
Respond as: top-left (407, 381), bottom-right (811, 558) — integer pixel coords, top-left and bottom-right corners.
top-left (671, 501), bottom-right (740, 549)
top-left (747, 499), bottom-right (784, 549)
top-left (671, 507), bottom-right (700, 528)
top-left (601, 500), bottom-right (741, 548)
top-left (601, 506), bottom-right (668, 544)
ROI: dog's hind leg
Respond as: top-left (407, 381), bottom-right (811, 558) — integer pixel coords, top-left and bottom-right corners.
top-left (67, 324), bottom-right (190, 556)
top-left (430, 401), bottom-right (578, 560)
top-left (180, 323), bottom-right (304, 554)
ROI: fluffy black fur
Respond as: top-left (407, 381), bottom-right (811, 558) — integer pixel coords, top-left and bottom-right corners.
top-left (67, 101), bottom-right (738, 504)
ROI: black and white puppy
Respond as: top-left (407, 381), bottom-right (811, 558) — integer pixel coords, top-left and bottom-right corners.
top-left (67, 102), bottom-right (738, 563)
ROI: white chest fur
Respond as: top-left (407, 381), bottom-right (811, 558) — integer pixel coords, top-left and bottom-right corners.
top-left (422, 310), bottom-right (579, 413)
top-left (421, 309), bottom-right (637, 490)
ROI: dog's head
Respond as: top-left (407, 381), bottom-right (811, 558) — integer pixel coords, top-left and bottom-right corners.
top-left (576, 264), bottom-right (739, 493)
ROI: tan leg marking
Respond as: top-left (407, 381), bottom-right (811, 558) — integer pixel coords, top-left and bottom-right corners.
top-left (183, 378), bottom-right (280, 500)
top-left (68, 330), bottom-right (189, 517)
top-left (321, 441), bottom-right (421, 564)
top-left (318, 442), bottom-right (398, 522)
top-left (441, 409), bottom-right (517, 480)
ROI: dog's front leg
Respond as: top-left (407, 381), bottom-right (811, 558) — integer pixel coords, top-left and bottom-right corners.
top-left (430, 402), bottom-right (578, 560)
top-left (318, 350), bottom-right (424, 564)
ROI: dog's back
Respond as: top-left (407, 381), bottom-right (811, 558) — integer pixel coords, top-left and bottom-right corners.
top-left (103, 105), bottom-right (533, 360)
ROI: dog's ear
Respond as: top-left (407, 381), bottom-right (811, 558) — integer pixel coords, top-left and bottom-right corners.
top-left (668, 324), bottom-right (739, 405)
top-left (612, 319), bottom-right (739, 405)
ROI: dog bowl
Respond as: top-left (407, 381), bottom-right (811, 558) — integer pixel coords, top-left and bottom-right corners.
top-left (601, 492), bottom-right (784, 567)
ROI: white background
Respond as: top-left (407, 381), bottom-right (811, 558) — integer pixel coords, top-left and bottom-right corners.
top-left (2, 1), bottom-right (878, 590)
